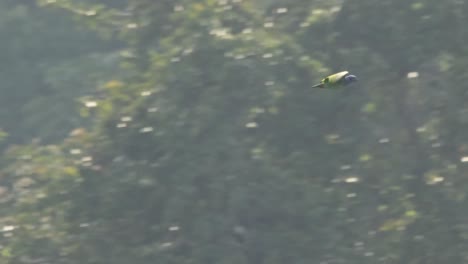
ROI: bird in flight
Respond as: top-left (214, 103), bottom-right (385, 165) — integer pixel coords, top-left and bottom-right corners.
top-left (312, 71), bottom-right (358, 89)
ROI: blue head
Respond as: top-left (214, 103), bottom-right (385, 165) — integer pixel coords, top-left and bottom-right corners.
top-left (343, 74), bottom-right (358, 85)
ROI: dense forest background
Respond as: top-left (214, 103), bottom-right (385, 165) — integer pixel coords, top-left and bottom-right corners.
top-left (0, 0), bottom-right (467, 263)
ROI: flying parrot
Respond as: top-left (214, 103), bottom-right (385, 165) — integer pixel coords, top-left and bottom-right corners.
top-left (311, 71), bottom-right (358, 89)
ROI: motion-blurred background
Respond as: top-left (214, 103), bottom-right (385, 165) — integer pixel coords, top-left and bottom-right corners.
top-left (0, 0), bottom-right (467, 263)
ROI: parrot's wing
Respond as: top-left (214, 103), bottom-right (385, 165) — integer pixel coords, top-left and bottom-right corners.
top-left (312, 71), bottom-right (349, 89)
top-left (327, 71), bottom-right (349, 84)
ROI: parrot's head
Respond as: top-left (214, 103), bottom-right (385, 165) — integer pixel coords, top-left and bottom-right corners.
top-left (344, 74), bottom-right (358, 85)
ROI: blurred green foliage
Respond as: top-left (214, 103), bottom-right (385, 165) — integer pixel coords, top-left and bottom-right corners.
top-left (0, 1), bottom-right (123, 143)
top-left (0, 0), bottom-right (468, 263)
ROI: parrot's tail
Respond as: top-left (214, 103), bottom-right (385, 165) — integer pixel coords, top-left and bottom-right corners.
top-left (311, 83), bottom-right (324, 88)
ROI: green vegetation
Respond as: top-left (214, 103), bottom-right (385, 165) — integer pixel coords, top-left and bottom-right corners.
top-left (0, 0), bottom-right (468, 263)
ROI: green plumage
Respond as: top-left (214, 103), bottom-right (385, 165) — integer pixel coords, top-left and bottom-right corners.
top-left (312, 71), bottom-right (350, 89)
